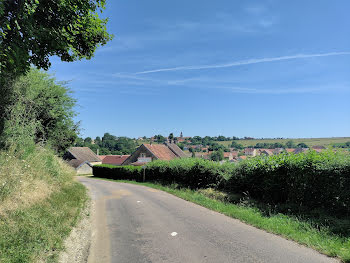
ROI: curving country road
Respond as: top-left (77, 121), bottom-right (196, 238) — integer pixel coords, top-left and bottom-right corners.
top-left (78, 177), bottom-right (338, 263)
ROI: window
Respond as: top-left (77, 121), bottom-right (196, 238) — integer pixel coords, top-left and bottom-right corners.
top-left (140, 153), bottom-right (146, 158)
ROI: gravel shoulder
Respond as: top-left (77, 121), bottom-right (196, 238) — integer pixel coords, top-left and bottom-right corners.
top-left (58, 193), bottom-right (92, 263)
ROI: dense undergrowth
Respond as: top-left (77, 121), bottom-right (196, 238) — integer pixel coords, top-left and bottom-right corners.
top-left (94, 150), bottom-right (350, 262)
top-left (0, 146), bottom-right (87, 262)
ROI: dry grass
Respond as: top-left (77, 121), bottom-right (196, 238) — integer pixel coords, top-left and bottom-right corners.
top-left (0, 146), bottom-right (74, 212)
top-left (0, 146), bottom-right (87, 263)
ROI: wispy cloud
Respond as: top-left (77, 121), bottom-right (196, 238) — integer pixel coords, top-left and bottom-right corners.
top-left (135, 52), bottom-right (350, 74)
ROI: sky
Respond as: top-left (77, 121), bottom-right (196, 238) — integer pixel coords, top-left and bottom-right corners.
top-left (49, 0), bottom-right (350, 139)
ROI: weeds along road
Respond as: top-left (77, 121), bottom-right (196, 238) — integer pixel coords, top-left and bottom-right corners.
top-left (78, 177), bottom-right (338, 263)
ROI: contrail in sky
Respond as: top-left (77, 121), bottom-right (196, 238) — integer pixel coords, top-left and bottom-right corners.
top-left (135, 52), bottom-right (350, 74)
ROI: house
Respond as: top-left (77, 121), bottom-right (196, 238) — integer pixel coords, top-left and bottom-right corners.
top-left (273, 148), bottom-right (285, 155)
top-left (285, 148), bottom-right (296, 153)
top-left (238, 155), bottom-right (247, 160)
top-left (223, 151), bottom-right (239, 160)
top-left (122, 141), bottom-right (187, 166)
top-left (312, 146), bottom-right (326, 153)
top-left (195, 152), bottom-right (210, 160)
top-left (101, 155), bottom-right (131, 166)
top-left (64, 147), bottom-right (102, 174)
top-left (244, 148), bottom-right (257, 156)
top-left (259, 149), bottom-right (274, 156)
top-left (294, 148), bottom-right (309, 154)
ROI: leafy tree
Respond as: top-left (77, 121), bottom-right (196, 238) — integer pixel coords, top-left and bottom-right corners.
top-left (154, 134), bottom-right (166, 143)
top-left (0, 68), bottom-right (78, 153)
top-left (168, 133), bottom-right (174, 140)
top-left (286, 140), bottom-right (297, 148)
top-left (297, 143), bottom-right (308, 148)
top-left (0, 0), bottom-right (113, 138)
top-left (210, 150), bottom-right (224, 161)
top-left (84, 137), bottom-right (92, 144)
top-left (231, 141), bottom-right (244, 149)
top-left (95, 136), bottom-right (101, 145)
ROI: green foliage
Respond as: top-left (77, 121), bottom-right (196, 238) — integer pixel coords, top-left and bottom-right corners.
top-left (0, 0), bottom-right (113, 81)
top-left (77, 132), bottom-right (138, 155)
top-left (94, 150), bottom-right (350, 217)
top-left (231, 140), bottom-right (244, 149)
top-left (210, 150), bottom-right (224, 161)
top-left (0, 68), bottom-right (78, 154)
top-left (93, 164), bottom-right (142, 180)
top-left (227, 150), bottom-right (350, 216)
top-left (286, 140), bottom-right (297, 148)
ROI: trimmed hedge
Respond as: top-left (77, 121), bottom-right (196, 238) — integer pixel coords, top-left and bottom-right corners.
top-left (92, 164), bottom-right (142, 180)
top-left (93, 150), bottom-right (350, 215)
top-left (228, 150), bottom-right (350, 215)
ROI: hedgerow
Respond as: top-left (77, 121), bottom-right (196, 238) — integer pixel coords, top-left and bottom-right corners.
top-left (93, 150), bottom-right (350, 216)
top-left (92, 164), bottom-right (142, 180)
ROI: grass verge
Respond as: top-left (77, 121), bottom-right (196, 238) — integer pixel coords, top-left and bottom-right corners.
top-left (0, 181), bottom-right (87, 263)
top-left (92, 177), bottom-right (350, 262)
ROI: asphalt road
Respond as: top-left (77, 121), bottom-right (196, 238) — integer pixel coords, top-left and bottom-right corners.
top-left (78, 177), bottom-right (338, 263)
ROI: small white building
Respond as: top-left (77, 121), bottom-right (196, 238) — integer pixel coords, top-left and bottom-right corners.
top-left (244, 148), bottom-right (257, 156)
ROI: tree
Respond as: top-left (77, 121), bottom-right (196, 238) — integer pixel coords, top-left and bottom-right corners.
top-left (297, 143), bottom-right (308, 148)
top-left (0, 68), bottom-right (79, 154)
top-left (168, 133), bottom-right (174, 140)
top-left (286, 140), bottom-right (297, 148)
top-left (231, 141), bottom-right (244, 149)
top-left (84, 137), bottom-right (92, 144)
top-left (0, 0), bottom-right (113, 81)
top-left (210, 150), bottom-right (224, 162)
top-left (0, 0), bottom-right (113, 138)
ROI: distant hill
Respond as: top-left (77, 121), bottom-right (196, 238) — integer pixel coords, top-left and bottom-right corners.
top-left (217, 137), bottom-right (350, 148)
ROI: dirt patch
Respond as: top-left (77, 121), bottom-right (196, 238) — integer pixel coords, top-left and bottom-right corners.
top-left (58, 198), bottom-right (92, 263)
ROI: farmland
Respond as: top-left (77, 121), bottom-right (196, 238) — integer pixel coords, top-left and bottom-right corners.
top-left (217, 137), bottom-right (350, 148)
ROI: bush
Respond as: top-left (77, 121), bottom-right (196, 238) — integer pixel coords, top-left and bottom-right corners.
top-left (93, 150), bottom-right (350, 216)
top-left (93, 164), bottom-right (142, 181)
top-left (226, 150), bottom-right (350, 216)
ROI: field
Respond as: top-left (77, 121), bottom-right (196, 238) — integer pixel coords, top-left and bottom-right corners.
top-left (218, 137), bottom-right (350, 148)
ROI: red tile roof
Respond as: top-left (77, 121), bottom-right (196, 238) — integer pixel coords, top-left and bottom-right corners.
top-left (143, 144), bottom-right (177, 160)
top-left (102, 155), bottom-right (130, 165)
top-left (99, 155), bottom-right (107, 161)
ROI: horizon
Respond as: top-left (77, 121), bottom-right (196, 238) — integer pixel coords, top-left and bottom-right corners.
top-left (49, 0), bottom-right (350, 138)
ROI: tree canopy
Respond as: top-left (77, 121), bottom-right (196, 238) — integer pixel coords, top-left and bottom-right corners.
top-left (0, 0), bottom-right (113, 81)
top-left (1, 68), bottom-right (79, 154)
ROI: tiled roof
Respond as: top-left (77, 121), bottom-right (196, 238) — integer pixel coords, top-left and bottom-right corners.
top-left (99, 155), bottom-right (107, 161)
top-left (68, 159), bottom-right (90, 169)
top-left (165, 142), bottom-right (188, 158)
top-left (102, 155), bottom-right (130, 165)
top-left (286, 148), bottom-right (296, 153)
top-left (68, 147), bottom-right (101, 162)
top-left (143, 144), bottom-right (177, 160)
top-left (244, 148), bottom-right (255, 152)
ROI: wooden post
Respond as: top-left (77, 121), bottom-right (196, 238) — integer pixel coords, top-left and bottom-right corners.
top-left (142, 166), bottom-right (146, 182)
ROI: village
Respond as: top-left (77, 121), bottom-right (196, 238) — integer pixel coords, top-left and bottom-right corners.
top-left (64, 133), bottom-right (330, 174)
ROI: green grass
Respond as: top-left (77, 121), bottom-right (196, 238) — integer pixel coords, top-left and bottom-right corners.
top-left (218, 137), bottom-right (350, 148)
top-left (92, 177), bottom-right (350, 262)
top-left (0, 181), bottom-right (87, 263)
top-left (0, 146), bottom-right (88, 263)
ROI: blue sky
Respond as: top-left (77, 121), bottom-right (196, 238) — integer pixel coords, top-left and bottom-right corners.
top-left (50, 0), bottom-right (350, 139)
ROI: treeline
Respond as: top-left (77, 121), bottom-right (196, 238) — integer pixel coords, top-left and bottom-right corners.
top-left (76, 133), bottom-right (137, 155)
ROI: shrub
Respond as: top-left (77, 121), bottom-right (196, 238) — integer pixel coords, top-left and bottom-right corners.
top-left (226, 150), bottom-right (350, 216)
top-left (93, 164), bottom-right (142, 181)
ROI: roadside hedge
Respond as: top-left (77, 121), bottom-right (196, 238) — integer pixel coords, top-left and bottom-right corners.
top-left (93, 150), bottom-right (350, 215)
top-left (92, 164), bottom-right (142, 180)
top-left (227, 150), bottom-right (350, 215)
